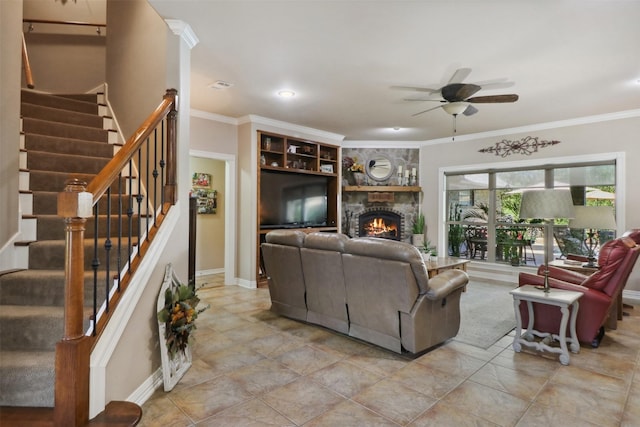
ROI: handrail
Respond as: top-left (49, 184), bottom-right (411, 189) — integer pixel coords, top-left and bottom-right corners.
top-left (87, 93), bottom-right (175, 202)
top-left (56, 89), bottom-right (177, 426)
top-left (21, 33), bottom-right (34, 89)
top-left (24, 18), bottom-right (106, 29)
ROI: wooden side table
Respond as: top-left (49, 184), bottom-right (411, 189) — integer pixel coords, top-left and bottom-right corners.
top-left (510, 285), bottom-right (583, 365)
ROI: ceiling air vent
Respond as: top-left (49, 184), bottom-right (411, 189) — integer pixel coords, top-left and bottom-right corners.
top-left (209, 80), bottom-right (234, 90)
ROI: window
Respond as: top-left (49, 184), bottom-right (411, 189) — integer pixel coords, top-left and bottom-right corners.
top-left (445, 162), bottom-right (616, 265)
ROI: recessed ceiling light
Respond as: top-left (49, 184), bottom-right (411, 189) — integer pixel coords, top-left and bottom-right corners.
top-left (277, 90), bottom-right (296, 98)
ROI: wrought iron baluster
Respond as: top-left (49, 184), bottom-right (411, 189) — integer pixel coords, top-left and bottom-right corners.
top-left (91, 203), bottom-right (100, 336)
top-left (153, 127), bottom-right (159, 226)
top-left (104, 188), bottom-right (112, 313)
top-left (137, 148), bottom-right (143, 256)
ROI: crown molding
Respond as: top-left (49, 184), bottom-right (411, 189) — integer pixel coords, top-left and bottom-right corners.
top-left (420, 109), bottom-right (640, 146)
top-left (239, 115), bottom-right (345, 142)
top-left (191, 108), bottom-right (640, 147)
top-left (190, 108), bottom-right (237, 125)
top-left (165, 19), bottom-right (199, 49)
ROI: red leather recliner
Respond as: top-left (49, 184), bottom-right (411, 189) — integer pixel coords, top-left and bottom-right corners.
top-left (517, 234), bottom-right (640, 347)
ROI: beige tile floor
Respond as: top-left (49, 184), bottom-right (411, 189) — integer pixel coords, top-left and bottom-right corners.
top-left (140, 275), bottom-right (640, 426)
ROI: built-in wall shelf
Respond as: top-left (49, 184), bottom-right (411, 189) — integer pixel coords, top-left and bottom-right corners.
top-left (343, 185), bottom-right (421, 192)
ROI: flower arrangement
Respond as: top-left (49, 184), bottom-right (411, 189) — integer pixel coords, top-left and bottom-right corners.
top-left (343, 156), bottom-right (364, 173)
top-left (157, 283), bottom-right (208, 359)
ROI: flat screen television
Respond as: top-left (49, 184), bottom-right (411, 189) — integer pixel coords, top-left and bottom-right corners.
top-left (260, 170), bottom-right (328, 228)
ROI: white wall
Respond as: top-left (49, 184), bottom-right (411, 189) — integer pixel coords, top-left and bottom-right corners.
top-left (419, 115), bottom-right (640, 291)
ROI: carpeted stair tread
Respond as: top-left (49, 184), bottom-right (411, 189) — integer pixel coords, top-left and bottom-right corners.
top-left (0, 305), bottom-right (64, 351)
top-left (28, 238), bottom-right (135, 271)
top-left (28, 170), bottom-right (97, 193)
top-left (21, 102), bottom-right (105, 129)
top-left (24, 134), bottom-right (114, 158)
top-left (0, 350), bottom-right (55, 407)
top-left (35, 214), bottom-right (140, 240)
top-left (28, 170), bottom-right (131, 193)
top-left (32, 191), bottom-right (139, 215)
top-left (21, 90), bottom-right (98, 115)
top-left (27, 150), bottom-right (110, 175)
top-left (22, 117), bottom-right (110, 143)
top-left (0, 270), bottom-right (108, 307)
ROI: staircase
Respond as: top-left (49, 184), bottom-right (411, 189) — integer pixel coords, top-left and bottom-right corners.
top-left (0, 90), bottom-right (123, 407)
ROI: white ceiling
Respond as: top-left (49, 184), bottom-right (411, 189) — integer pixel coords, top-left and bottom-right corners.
top-left (149, 0), bottom-right (640, 142)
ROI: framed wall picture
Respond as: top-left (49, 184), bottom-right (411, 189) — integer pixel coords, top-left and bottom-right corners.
top-left (192, 172), bottom-right (211, 188)
top-left (193, 188), bottom-right (217, 214)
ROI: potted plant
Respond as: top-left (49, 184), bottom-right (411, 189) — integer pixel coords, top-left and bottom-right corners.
top-left (412, 213), bottom-right (425, 247)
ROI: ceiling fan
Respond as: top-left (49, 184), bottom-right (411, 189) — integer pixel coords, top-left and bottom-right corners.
top-left (396, 68), bottom-right (519, 117)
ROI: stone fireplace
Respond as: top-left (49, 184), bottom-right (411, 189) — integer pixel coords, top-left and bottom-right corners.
top-left (358, 208), bottom-right (403, 241)
top-left (343, 191), bottom-right (419, 243)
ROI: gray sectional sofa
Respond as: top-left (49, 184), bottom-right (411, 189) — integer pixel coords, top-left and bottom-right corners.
top-left (261, 230), bottom-right (469, 354)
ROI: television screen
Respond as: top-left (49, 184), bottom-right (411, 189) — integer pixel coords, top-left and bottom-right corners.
top-left (260, 171), bottom-right (328, 228)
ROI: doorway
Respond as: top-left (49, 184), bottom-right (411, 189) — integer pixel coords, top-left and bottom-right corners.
top-left (189, 150), bottom-right (237, 286)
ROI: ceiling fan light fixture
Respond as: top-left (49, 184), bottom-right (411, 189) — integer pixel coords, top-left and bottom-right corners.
top-left (442, 102), bottom-right (469, 116)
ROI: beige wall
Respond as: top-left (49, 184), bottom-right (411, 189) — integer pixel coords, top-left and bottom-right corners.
top-left (190, 114), bottom-right (237, 154)
top-left (190, 157), bottom-right (226, 272)
top-left (22, 0), bottom-right (106, 92)
top-left (103, 0), bottom-right (191, 406)
top-left (420, 116), bottom-right (640, 290)
top-left (0, 0), bottom-right (22, 261)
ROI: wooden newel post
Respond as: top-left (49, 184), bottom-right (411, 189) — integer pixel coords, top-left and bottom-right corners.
top-left (164, 88), bottom-right (178, 205)
top-left (55, 178), bottom-right (93, 427)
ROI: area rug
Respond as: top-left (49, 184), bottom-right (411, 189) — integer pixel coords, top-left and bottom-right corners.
top-left (454, 281), bottom-right (517, 349)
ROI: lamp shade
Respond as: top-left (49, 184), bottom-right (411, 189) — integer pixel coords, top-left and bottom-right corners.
top-left (569, 206), bottom-right (616, 230)
top-left (519, 189), bottom-right (575, 219)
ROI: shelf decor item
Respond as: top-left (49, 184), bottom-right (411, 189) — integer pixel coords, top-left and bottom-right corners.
top-left (343, 156), bottom-right (364, 185)
top-left (156, 264), bottom-right (209, 390)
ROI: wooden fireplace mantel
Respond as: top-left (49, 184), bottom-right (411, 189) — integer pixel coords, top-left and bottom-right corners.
top-left (343, 185), bottom-right (421, 192)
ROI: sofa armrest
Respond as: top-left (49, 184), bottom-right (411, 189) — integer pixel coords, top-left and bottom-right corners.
top-left (544, 265), bottom-right (588, 284)
top-left (425, 269), bottom-right (469, 300)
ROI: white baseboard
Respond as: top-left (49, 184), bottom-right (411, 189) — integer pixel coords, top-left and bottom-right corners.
top-left (127, 368), bottom-right (163, 406)
top-left (196, 268), bottom-right (224, 276)
top-left (237, 278), bottom-right (257, 289)
top-left (623, 289), bottom-right (640, 305)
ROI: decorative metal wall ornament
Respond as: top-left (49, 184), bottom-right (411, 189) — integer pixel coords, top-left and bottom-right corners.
top-left (478, 136), bottom-right (560, 157)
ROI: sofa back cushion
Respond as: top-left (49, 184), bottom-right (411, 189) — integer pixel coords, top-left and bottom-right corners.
top-left (262, 230), bottom-right (307, 320)
top-left (343, 237), bottom-right (430, 294)
top-left (582, 237), bottom-right (633, 294)
top-left (300, 233), bottom-right (350, 332)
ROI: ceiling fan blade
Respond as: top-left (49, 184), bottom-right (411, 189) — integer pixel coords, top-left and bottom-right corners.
top-left (411, 105), bottom-right (443, 117)
top-left (467, 94), bottom-right (519, 103)
top-left (448, 67), bottom-right (472, 84)
top-left (463, 105), bottom-right (479, 116)
top-left (441, 83), bottom-right (481, 102)
top-left (391, 85), bottom-right (440, 93)
top-left (403, 97), bottom-right (444, 102)
top-left (475, 81), bottom-right (515, 91)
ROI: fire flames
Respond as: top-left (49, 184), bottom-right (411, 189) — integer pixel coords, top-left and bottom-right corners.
top-left (363, 217), bottom-right (398, 237)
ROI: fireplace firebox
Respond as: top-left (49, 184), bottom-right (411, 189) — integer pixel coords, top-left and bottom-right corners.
top-left (359, 210), bottom-right (402, 241)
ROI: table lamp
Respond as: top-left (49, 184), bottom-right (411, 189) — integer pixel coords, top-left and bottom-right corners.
top-left (568, 205), bottom-right (616, 268)
top-left (519, 189), bottom-right (575, 292)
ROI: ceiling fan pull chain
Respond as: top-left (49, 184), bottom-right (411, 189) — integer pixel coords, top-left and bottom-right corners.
top-left (452, 115), bottom-right (457, 141)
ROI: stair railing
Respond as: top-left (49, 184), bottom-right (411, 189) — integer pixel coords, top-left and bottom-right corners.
top-left (21, 33), bottom-right (34, 89)
top-left (55, 89), bottom-right (177, 426)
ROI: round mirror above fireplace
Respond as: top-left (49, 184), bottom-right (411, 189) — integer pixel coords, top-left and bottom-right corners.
top-left (366, 155), bottom-right (393, 182)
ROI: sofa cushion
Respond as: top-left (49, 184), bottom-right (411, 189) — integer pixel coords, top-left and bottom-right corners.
top-left (582, 238), bottom-right (631, 292)
top-left (304, 232), bottom-right (349, 252)
top-left (265, 229), bottom-right (306, 247)
top-left (344, 237), bottom-right (430, 294)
